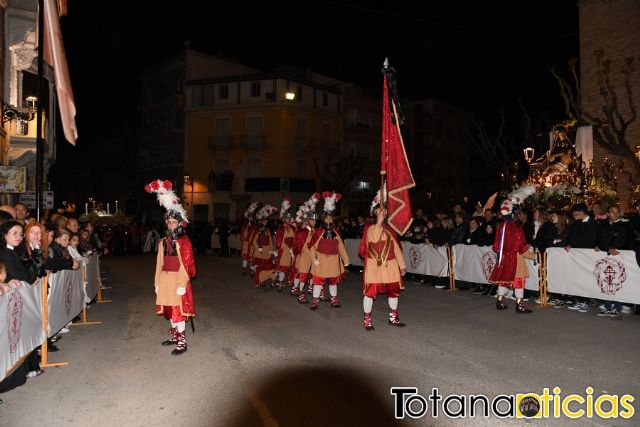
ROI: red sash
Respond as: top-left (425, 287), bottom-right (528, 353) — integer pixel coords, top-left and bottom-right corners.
top-left (317, 239), bottom-right (339, 255)
top-left (162, 255), bottom-right (180, 272)
top-left (258, 233), bottom-right (270, 247)
top-left (284, 237), bottom-right (294, 248)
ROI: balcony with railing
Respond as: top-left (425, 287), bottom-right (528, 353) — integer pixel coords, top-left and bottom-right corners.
top-left (208, 136), bottom-right (232, 151)
top-left (241, 135), bottom-right (266, 150)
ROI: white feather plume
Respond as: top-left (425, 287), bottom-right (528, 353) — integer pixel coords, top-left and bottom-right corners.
top-left (244, 201), bottom-right (260, 219)
top-left (146, 179), bottom-right (188, 223)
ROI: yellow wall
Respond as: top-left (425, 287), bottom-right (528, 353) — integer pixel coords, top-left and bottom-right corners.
top-left (185, 106), bottom-right (343, 189)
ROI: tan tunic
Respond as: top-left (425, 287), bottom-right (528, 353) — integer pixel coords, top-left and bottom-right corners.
top-left (278, 226), bottom-right (296, 268)
top-left (295, 228), bottom-right (314, 274)
top-left (363, 225), bottom-right (406, 287)
top-left (310, 232), bottom-right (350, 279)
top-left (154, 241), bottom-right (190, 306)
top-left (250, 228), bottom-right (276, 283)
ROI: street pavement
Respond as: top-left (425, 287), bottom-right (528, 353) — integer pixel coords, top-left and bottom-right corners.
top-left (1, 253), bottom-right (639, 427)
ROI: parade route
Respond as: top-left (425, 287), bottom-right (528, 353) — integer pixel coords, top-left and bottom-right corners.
top-left (2, 254), bottom-right (639, 426)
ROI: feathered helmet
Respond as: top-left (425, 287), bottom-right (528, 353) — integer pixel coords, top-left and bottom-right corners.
top-left (370, 184), bottom-right (387, 216)
top-left (256, 205), bottom-right (278, 222)
top-left (500, 185), bottom-right (536, 217)
top-left (244, 202), bottom-right (261, 220)
top-left (280, 197), bottom-right (292, 219)
top-left (322, 191), bottom-right (341, 216)
top-left (295, 193), bottom-right (321, 223)
top-left (145, 179), bottom-right (188, 224)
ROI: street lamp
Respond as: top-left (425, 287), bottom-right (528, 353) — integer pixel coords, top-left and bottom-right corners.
top-left (2, 96), bottom-right (37, 124)
top-left (183, 171), bottom-right (193, 211)
top-left (524, 147), bottom-right (535, 164)
top-left (285, 92), bottom-right (296, 101)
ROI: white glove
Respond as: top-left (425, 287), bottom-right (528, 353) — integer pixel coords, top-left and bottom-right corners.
top-left (154, 285), bottom-right (158, 294)
top-left (272, 251), bottom-right (278, 257)
top-left (258, 248), bottom-right (263, 253)
top-left (177, 287), bottom-right (186, 296)
top-left (313, 259), bottom-right (320, 266)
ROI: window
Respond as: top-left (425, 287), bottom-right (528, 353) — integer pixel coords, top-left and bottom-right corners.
top-left (247, 117), bottom-right (263, 136)
top-left (215, 159), bottom-right (230, 172)
top-left (297, 84), bottom-right (303, 101)
top-left (296, 160), bottom-right (306, 178)
top-left (248, 159), bottom-right (262, 177)
top-left (191, 86), bottom-right (202, 107)
top-left (203, 84), bottom-right (215, 105)
top-left (251, 82), bottom-right (261, 97)
top-left (322, 92), bottom-right (328, 106)
top-left (322, 123), bottom-right (333, 142)
top-left (356, 181), bottom-right (370, 191)
top-left (219, 84), bottom-right (229, 99)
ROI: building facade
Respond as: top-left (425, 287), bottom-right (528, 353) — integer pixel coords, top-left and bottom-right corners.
top-left (579, 0), bottom-right (640, 207)
top-left (1, 0), bottom-right (57, 205)
top-left (404, 98), bottom-right (472, 213)
top-left (184, 66), bottom-right (343, 222)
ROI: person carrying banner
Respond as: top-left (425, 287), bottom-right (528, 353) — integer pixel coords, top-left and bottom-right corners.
top-left (240, 202), bottom-right (260, 276)
top-left (146, 179), bottom-right (196, 356)
top-left (358, 189), bottom-right (407, 330)
top-left (489, 186), bottom-right (537, 314)
top-left (308, 192), bottom-right (350, 310)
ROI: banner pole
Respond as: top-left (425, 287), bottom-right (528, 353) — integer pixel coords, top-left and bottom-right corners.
top-left (71, 267), bottom-right (101, 326)
top-left (446, 246), bottom-right (457, 292)
top-left (40, 275), bottom-right (68, 369)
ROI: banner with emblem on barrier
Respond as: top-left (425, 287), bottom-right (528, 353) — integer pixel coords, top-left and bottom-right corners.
top-left (345, 239), bottom-right (363, 267)
top-left (546, 247), bottom-right (640, 304)
top-left (0, 281), bottom-right (46, 382)
top-left (452, 244), bottom-right (539, 290)
top-left (47, 269), bottom-right (85, 338)
top-left (401, 242), bottom-right (450, 277)
top-left (84, 255), bottom-right (101, 301)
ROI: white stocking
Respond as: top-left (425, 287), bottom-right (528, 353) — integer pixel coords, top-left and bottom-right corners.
top-left (278, 272), bottom-right (286, 282)
top-left (170, 320), bottom-right (176, 329)
top-left (299, 280), bottom-right (306, 291)
top-left (294, 278), bottom-right (300, 287)
top-left (497, 286), bottom-right (509, 296)
top-left (313, 286), bottom-right (321, 298)
top-left (329, 285), bottom-right (338, 297)
top-left (514, 288), bottom-right (524, 299)
top-left (242, 260), bottom-right (248, 268)
top-left (176, 321), bottom-right (186, 333)
top-left (363, 296), bottom-right (373, 313)
top-left (388, 297), bottom-right (398, 310)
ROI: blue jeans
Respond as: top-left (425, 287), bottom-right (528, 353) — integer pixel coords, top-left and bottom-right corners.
top-left (602, 300), bottom-right (621, 311)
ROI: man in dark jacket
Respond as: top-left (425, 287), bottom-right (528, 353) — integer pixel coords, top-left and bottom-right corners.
top-left (595, 205), bottom-right (631, 317)
top-left (564, 203), bottom-right (599, 313)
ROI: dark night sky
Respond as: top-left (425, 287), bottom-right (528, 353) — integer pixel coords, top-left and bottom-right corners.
top-left (57, 0), bottom-right (578, 157)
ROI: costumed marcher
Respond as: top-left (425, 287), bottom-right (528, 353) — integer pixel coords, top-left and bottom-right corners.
top-left (489, 185), bottom-right (537, 313)
top-left (358, 189), bottom-right (407, 330)
top-left (250, 205), bottom-right (278, 288)
top-left (274, 197), bottom-right (296, 292)
top-left (240, 202), bottom-right (260, 275)
top-left (290, 193), bottom-right (321, 301)
top-left (308, 192), bottom-right (350, 310)
top-left (146, 179), bottom-right (196, 356)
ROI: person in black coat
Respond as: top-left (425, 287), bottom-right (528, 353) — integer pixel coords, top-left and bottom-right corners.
top-left (596, 205), bottom-right (632, 254)
top-left (465, 218), bottom-right (487, 246)
top-left (532, 208), bottom-right (555, 253)
top-left (44, 229), bottom-right (79, 273)
top-left (518, 208), bottom-right (535, 245)
top-left (0, 221), bottom-right (37, 284)
top-left (565, 203), bottom-right (599, 250)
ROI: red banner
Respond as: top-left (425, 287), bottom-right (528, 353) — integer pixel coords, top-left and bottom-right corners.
top-left (381, 73), bottom-right (415, 235)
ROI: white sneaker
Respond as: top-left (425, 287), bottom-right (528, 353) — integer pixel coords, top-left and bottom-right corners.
top-left (568, 302), bottom-right (582, 310)
top-left (434, 284), bottom-right (446, 289)
top-left (598, 304), bottom-right (605, 311)
top-left (621, 305), bottom-right (632, 314)
top-left (59, 327), bottom-right (70, 334)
